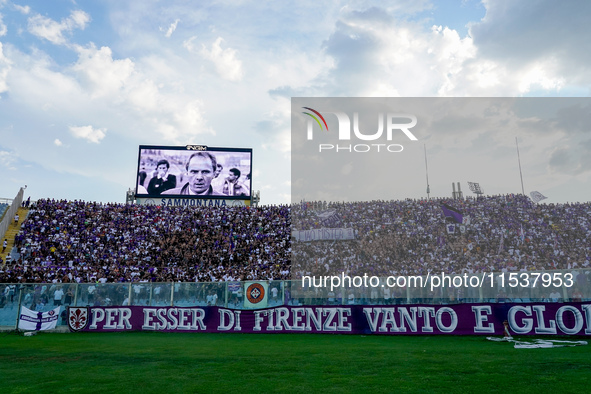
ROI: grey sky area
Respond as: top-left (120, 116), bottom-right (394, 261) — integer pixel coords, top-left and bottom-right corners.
top-left (292, 98), bottom-right (591, 203)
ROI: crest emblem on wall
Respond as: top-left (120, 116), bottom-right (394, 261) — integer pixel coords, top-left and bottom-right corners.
top-left (68, 307), bottom-right (89, 332)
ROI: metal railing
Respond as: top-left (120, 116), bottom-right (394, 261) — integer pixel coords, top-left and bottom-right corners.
top-left (1, 268), bottom-right (589, 329)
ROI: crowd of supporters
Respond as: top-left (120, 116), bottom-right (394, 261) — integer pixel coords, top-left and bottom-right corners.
top-left (0, 199), bottom-right (290, 283)
top-left (292, 195), bottom-right (591, 279)
top-left (0, 195), bottom-right (589, 288)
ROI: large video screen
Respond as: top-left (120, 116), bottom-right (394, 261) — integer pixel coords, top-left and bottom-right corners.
top-left (135, 145), bottom-right (252, 199)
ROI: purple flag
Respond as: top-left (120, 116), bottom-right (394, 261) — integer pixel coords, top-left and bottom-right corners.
top-left (441, 203), bottom-right (463, 224)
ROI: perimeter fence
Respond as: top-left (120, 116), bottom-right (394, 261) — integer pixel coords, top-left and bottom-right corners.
top-left (1, 268), bottom-right (589, 329)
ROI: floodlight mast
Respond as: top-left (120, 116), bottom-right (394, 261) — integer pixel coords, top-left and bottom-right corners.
top-left (126, 188), bottom-right (135, 204)
top-left (424, 144), bottom-right (430, 200)
top-left (251, 190), bottom-right (261, 207)
top-left (452, 182), bottom-right (463, 200)
top-left (468, 182), bottom-right (483, 200)
top-left (516, 137), bottom-right (525, 195)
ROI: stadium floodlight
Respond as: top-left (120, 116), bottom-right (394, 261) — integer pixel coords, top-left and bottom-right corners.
top-left (467, 182), bottom-right (483, 196)
top-left (251, 190), bottom-right (261, 207)
top-left (452, 182), bottom-right (463, 200)
top-left (126, 188), bottom-right (135, 204)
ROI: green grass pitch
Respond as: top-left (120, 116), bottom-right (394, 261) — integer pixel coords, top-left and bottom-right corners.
top-left (1, 332), bottom-right (590, 393)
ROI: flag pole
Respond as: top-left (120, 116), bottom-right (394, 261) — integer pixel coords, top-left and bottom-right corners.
top-left (516, 137), bottom-right (525, 195)
top-left (14, 286), bottom-right (23, 331)
top-left (424, 144), bottom-right (430, 200)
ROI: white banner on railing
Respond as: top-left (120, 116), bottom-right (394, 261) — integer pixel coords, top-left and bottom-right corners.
top-left (18, 306), bottom-right (60, 331)
top-left (292, 228), bottom-right (355, 242)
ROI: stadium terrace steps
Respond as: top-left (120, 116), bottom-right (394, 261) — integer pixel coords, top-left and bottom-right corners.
top-left (1, 207), bottom-right (28, 267)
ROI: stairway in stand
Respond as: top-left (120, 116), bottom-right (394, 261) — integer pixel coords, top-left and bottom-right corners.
top-left (1, 207), bottom-right (28, 267)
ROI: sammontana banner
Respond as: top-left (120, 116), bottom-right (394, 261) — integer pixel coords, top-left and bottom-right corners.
top-left (68, 303), bottom-right (591, 336)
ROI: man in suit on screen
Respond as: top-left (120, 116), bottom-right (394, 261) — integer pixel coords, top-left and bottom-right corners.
top-left (147, 159), bottom-right (177, 195)
top-left (162, 152), bottom-right (224, 196)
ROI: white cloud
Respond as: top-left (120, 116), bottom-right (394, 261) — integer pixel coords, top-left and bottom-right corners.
top-left (314, 6), bottom-right (573, 98)
top-left (72, 44), bottom-right (134, 97)
top-left (14, 4), bottom-right (30, 14)
top-left (0, 149), bottom-right (18, 170)
top-left (69, 125), bottom-right (106, 143)
top-left (0, 42), bottom-right (10, 93)
top-left (173, 99), bottom-right (209, 131)
top-left (200, 37), bottom-right (243, 82)
top-left (28, 15), bottom-right (65, 44)
top-left (516, 60), bottom-right (565, 93)
top-left (54, 139), bottom-right (62, 146)
top-left (69, 43), bottom-right (214, 142)
top-left (0, 14), bottom-right (6, 36)
top-left (126, 78), bottom-right (159, 110)
top-left (182, 36), bottom-right (198, 52)
top-left (160, 19), bottom-right (179, 38)
top-left (28, 9), bottom-right (90, 45)
top-left (68, 10), bottom-right (90, 29)
top-left (3, 45), bottom-right (82, 110)
top-left (150, 99), bottom-right (215, 143)
top-left (320, 10), bottom-right (445, 96)
top-left (5, 38), bottom-right (214, 146)
top-left (454, 0), bottom-right (591, 94)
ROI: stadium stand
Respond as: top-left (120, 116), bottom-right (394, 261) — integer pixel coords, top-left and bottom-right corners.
top-left (292, 194), bottom-right (591, 277)
top-left (1, 199), bottom-right (290, 283)
top-left (0, 194), bottom-right (589, 289)
top-left (1, 205), bottom-right (28, 268)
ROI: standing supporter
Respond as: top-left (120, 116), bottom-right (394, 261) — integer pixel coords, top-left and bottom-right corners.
top-left (53, 287), bottom-right (64, 306)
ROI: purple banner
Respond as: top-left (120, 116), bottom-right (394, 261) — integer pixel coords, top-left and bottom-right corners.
top-left (68, 303), bottom-right (591, 336)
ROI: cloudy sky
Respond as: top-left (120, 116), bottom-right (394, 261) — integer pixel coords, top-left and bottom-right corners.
top-left (292, 97), bottom-right (591, 204)
top-left (0, 0), bottom-right (589, 205)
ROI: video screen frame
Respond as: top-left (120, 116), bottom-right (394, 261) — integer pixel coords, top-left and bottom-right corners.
top-left (135, 145), bottom-right (253, 200)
